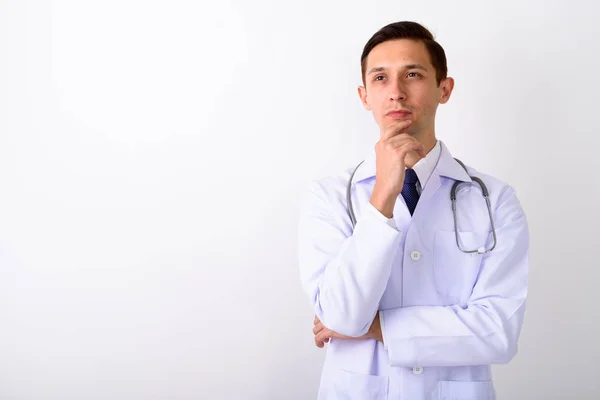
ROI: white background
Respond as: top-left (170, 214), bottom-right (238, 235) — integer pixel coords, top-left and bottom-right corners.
top-left (1, 1), bottom-right (599, 399)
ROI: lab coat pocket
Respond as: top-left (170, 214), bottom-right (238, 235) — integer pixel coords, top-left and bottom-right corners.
top-left (433, 230), bottom-right (483, 300)
top-left (331, 369), bottom-right (388, 400)
top-left (436, 380), bottom-right (494, 400)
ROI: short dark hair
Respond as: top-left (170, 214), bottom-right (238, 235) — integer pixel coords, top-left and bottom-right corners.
top-left (360, 21), bottom-right (448, 86)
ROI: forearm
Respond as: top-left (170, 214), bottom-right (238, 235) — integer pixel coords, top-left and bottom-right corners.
top-left (380, 194), bottom-right (529, 367)
top-left (299, 180), bottom-right (404, 337)
top-left (311, 210), bottom-right (401, 337)
top-left (380, 299), bottom-right (526, 367)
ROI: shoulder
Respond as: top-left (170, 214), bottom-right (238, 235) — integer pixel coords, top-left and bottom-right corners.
top-left (297, 163), bottom-right (363, 237)
top-left (460, 163), bottom-right (526, 217)
top-left (303, 162), bottom-right (362, 203)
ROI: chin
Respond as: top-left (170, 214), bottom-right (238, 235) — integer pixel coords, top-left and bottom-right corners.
top-left (383, 123), bottom-right (417, 135)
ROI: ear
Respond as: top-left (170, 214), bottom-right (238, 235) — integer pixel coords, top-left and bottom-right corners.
top-left (357, 85), bottom-right (372, 110)
top-left (439, 77), bottom-right (455, 104)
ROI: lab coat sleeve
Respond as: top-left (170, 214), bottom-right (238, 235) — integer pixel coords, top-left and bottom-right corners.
top-left (297, 180), bottom-right (403, 337)
top-left (380, 187), bottom-right (529, 367)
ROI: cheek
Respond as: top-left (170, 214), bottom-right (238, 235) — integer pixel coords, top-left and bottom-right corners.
top-left (413, 92), bottom-right (438, 117)
top-left (420, 102), bottom-right (436, 117)
top-left (368, 93), bottom-right (386, 113)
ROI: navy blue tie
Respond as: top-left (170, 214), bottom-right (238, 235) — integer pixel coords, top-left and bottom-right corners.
top-left (402, 168), bottom-right (420, 216)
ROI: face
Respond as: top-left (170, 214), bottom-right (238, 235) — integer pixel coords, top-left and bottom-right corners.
top-left (358, 39), bottom-right (454, 138)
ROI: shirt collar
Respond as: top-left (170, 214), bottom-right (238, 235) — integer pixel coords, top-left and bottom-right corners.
top-left (412, 140), bottom-right (441, 190)
top-left (351, 139), bottom-right (472, 185)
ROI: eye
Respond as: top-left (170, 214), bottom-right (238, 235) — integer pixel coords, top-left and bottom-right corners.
top-left (374, 75), bottom-right (385, 82)
top-left (407, 72), bottom-right (422, 78)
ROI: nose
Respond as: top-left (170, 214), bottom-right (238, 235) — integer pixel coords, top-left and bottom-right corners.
top-left (389, 79), bottom-right (407, 101)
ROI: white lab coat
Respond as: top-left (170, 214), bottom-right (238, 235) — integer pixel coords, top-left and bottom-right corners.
top-left (297, 141), bottom-right (529, 400)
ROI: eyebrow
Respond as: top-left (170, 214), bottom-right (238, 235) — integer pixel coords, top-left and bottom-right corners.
top-left (367, 64), bottom-right (429, 75)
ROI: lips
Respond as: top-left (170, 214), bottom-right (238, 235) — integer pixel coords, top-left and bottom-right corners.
top-left (386, 110), bottom-right (412, 118)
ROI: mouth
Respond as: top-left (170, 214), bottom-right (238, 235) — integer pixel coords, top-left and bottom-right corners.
top-left (386, 110), bottom-right (412, 118)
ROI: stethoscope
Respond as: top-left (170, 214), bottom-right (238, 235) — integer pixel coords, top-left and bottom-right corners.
top-left (346, 155), bottom-right (497, 254)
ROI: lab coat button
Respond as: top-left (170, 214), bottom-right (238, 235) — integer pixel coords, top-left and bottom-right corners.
top-left (411, 251), bottom-right (421, 261)
top-left (412, 367), bottom-right (423, 374)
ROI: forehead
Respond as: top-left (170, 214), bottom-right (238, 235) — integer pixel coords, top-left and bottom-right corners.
top-left (365, 39), bottom-right (432, 70)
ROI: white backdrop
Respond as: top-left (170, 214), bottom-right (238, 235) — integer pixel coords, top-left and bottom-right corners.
top-left (1, 1), bottom-right (599, 399)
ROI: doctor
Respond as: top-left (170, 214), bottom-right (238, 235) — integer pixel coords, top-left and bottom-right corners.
top-left (297, 21), bottom-right (529, 400)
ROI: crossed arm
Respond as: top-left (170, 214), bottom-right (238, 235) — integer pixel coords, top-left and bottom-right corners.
top-left (298, 181), bottom-right (529, 366)
top-left (312, 312), bottom-right (382, 348)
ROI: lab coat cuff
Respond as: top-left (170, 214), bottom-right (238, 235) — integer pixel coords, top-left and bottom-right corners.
top-left (379, 310), bottom-right (388, 350)
top-left (366, 202), bottom-right (398, 231)
top-left (380, 308), bottom-right (420, 366)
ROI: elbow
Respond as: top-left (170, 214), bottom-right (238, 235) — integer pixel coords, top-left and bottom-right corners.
top-left (318, 311), bottom-right (372, 338)
top-left (486, 320), bottom-right (521, 365)
top-left (313, 292), bottom-right (374, 337)
top-left (336, 317), bottom-right (372, 338)
top-left (494, 307), bottom-right (526, 364)
top-left (490, 336), bottom-right (518, 364)
top-left (477, 298), bottom-right (526, 365)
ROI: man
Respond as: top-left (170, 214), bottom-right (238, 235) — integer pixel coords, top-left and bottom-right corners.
top-left (297, 21), bottom-right (529, 400)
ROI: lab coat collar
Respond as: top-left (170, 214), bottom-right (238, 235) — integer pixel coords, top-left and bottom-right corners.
top-left (436, 141), bottom-right (473, 183)
top-left (351, 139), bottom-right (472, 185)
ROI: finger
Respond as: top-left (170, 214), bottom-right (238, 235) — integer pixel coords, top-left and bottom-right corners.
top-left (313, 322), bottom-right (324, 336)
top-left (394, 141), bottom-right (427, 159)
top-left (314, 315), bottom-right (319, 325)
top-left (407, 143), bottom-right (427, 158)
top-left (315, 329), bottom-right (331, 344)
top-left (382, 121), bottom-right (412, 140)
top-left (384, 139), bottom-right (426, 159)
top-left (385, 133), bottom-right (414, 144)
top-left (386, 140), bottom-right (424, 157)
top-left (314, 337), bottom-right (324, 348)
top-left (382, 120), bottom-right (413, 140)
top-left (314, 335), bottom-right (323, 347)
top-left (382, 133), bottom-right (412, 148)
top-left (386, 135), bottom-right (424, 150)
